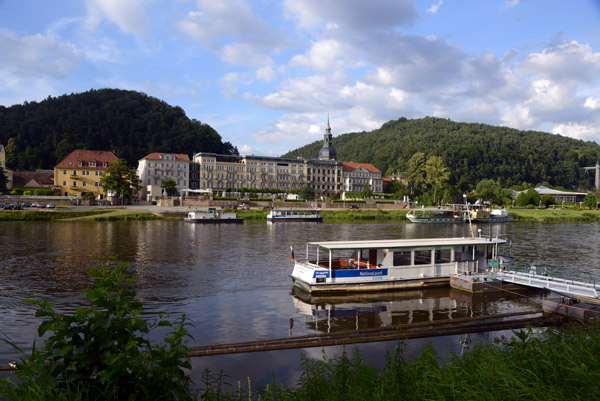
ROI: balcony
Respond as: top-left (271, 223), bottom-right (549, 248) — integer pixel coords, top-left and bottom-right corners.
top-left (69, 175), bottom-right (79, 179)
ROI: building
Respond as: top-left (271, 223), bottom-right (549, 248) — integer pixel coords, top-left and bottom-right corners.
top-left (530, 186), bottom-right (588, 203)
top-left (11, 171), bottom-right (54, 190)
top-left (308, 115), bottom-right (343, 198)
top-left (342, 162), bottom-right (383, 193)
top-left (54, 150), bottom-right (118, 199)
top-left (0, 143), bottom-right (5, 171)
top-left (137, 153), bottom-right (190, 201)
top-left (192, 153), bottom-right (308, 195)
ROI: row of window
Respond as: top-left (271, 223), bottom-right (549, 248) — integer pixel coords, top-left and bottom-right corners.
top-left (63, 181), bottom-right (102, 188)
top-left (393, 249), bottom-right (452, 266)
top-left (63, 170), bottom-right (102, 176)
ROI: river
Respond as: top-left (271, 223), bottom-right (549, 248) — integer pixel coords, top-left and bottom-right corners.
top-left (1, 220), bottom-right (599, 389)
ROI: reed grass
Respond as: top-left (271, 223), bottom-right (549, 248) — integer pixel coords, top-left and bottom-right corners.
top-left (201, 322), bottom-right (600, 400)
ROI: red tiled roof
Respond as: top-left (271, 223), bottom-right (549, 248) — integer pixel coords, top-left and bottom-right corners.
top-left (12, 171), bottom-right (54, 188)
top-left (342, 161), bottom-right (381, 174)
top-left (141, 152), bottom-right (190, 162)
top-left (55, 150), bottom-right (119, 169)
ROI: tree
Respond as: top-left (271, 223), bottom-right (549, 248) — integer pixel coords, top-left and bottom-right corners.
top-left (425, 156), bottom-right (450, 204)
top-left (161, 178), bottom-right (178, 196)
top-left (475, 179), bottom-right (510, 206)
top-left (540, 194), bottom-right (555, 208)
top-left (0, 167), bottom-right (7, 193)
top-left (407, 152), bottom-right (427, 196)
top-left (583, 193), bottom-right (598, 209)
top-left (100, 159), bottom-right (141, 204)
top-left (299, 185), bottom-right (315, 201)
top-left (360, 185), bottom-right (374, 199)
top-left (515, 188), bottom-right (540, 207)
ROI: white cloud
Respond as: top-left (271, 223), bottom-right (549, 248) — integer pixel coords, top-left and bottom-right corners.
top-left (427, 1), bottom-right (444, 14)
top-left (552, 122), bottom-right (597, 141)
top-left (177, 0), bottom-right (290, 67)
top-left (584, 97), bottom-right (600, 110)
top-left (83, 0), bottom-right (149, 35)
top-left (0, 32), bottom-right (83, 78)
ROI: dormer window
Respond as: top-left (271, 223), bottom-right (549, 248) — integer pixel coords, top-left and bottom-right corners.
top-left (103, 162), bottom-right (108, 167)
top-left (90, 161), bottom-right (96, 167)
top-left (78, 161), bottom-right (83, 167)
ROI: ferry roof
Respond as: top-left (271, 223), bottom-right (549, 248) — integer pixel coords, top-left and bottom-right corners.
top-left (307, 237), bottom-right (506, 251)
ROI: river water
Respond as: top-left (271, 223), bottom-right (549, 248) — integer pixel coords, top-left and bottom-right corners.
top-left (1, 220), bottom-right (599, 388)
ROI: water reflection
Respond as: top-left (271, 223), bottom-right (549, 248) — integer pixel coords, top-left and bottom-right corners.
top-left (292, 286), bottom-right (545, 334)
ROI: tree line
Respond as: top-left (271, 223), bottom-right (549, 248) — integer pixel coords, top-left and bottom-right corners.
top-left (283, 116), bottom-right (600, 191)
top-left (0, 89), bottom-right (237, 171)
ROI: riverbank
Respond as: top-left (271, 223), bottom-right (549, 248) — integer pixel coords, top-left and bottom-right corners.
top-left (1, 206), bottom-right (599, 222)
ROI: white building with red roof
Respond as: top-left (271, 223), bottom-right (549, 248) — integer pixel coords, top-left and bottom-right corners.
top-left (137, 152), bottom-right (190, 201)
top-left (342, 162), bottom-right (383, 194)
top-left (54, 150), bottom-right (118, 199)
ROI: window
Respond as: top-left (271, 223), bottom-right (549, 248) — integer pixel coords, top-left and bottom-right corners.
top-left (393, 251), bottom-right (411, 266)
top-left (63, 170), bottom-right (67, 175)
top-left (435, 249), bottom-right (452, 263)
top-left (62, 181), bottom-right (66, 186)
top-left (95, 182), bottom-right (99, 187)
top-left (90, 162), bottom-right (96, 167)
top-left (414, 250), bottom-right (432, 265)
top-left (78, 161), bottom-right (82, 167)
top-left (82, 182), bottom-right (87, 187)
top-left (72, 181), bottom-right (77, 187)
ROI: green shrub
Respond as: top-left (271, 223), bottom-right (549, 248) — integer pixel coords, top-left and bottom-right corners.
top-left (1, 258), bottom-right (195, 401)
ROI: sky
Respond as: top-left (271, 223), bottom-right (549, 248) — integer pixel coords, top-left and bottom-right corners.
top-left (1, 0), bottom-right (600, 157)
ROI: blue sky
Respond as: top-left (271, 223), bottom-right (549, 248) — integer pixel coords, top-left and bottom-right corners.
top-left (1, 0), bottom-right (600, 157)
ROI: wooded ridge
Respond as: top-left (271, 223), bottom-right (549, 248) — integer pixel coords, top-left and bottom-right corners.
top-left (0, 89), bottom-right (237, 171)
top-left (283, 116), bottom-right (600, 190)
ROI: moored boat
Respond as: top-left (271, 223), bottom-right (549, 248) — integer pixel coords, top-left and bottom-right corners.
top-left (267, 209), bottom-right (324, 222)
top-left (290, 236), bottom-right (506, 294)
top-left (184, 208), bottom-right (243, 224)
top-left (406, 204), bottom-right (467, 223)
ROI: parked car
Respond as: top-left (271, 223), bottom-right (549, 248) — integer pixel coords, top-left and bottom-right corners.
top-left (22, 202), bottom-right (31, 208)
top-left (0, 203), bottom-right (6, 209)
top-left (348, 204), bottom-right (359, 209)
top-left (46, 203), bottom-right (56, 209)
top-left (9, 202), bottom-right (22, 210)
top-left (32, 202), bottom-right (45, 208)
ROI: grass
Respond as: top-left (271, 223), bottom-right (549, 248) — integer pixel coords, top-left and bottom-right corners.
top-left (510, 208), bottom-right (600, 222)
top-left (2, 206), bottom-right (600, 223)
top-left (200, 322), bottom-right (600, 400)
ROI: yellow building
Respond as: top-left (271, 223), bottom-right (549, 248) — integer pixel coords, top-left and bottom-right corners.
top-left (54, 150), bottom-right (118, 199)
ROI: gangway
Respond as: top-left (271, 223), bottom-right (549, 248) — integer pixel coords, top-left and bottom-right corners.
top-left (489, 262), bottom-right (600, 299)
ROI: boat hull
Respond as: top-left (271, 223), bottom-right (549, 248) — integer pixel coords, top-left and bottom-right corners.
top-left (184, 218), bottom-right (244, 224)
top-left (267, 217), bottom-right (323, 222)
top-left (292, 275), bottom-right (449, 294)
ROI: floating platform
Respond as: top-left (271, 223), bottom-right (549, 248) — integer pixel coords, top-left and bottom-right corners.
top-left (449, 274), bottom-right (524, 294)
top-left (542, 296), bottom-right (600, 321)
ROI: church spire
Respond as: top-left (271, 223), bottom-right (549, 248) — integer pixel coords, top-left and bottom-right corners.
top-left (318, 113), bottom-right (337, 161)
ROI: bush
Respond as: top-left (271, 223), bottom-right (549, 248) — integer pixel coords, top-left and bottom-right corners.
top-left (1, 258), bottom-right (195, 401)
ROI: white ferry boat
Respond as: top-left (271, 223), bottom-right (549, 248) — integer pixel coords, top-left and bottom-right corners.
top-left (406, 205), bottom-right (467, 223)
top-left (184, 208), bottom-right (243, 224)
top-left (290, 236), bottom-right (506, 294)
top-left (267, 209), bottom-right (324, 222)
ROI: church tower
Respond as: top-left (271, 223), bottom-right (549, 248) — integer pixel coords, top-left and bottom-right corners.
top-left (318, 114), bottom-right (337, 161)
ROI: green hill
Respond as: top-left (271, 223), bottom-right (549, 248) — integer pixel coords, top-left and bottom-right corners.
top-left (283, 116), bottom-right (600, 190)
top-left (0, 89), bottom-right (236, 170)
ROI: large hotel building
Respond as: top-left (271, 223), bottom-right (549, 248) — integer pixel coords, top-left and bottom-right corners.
top-left (190, 117), bottom-right (343, 198)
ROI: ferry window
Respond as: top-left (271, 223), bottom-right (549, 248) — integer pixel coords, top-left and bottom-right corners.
top-left (393, 251), bottom-right (411, 266)
top-left (414, 250), bottom-right (432, 265)
top-left (435, 249), bottom-right (451, 263)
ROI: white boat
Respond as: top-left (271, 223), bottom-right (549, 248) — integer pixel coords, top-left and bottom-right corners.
top-left (184, 208), bottom-right (243, 224)
top-left (267, 209), bottom-right (324, 222)
top-left (406, 205), bottom-right (467, 223)
top-left (290, 236), bottom-right (506, 294)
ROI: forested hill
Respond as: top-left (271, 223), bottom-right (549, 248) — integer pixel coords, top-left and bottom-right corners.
top-left (283, 117), bottom-right (600, 190)
top-left (0, 89), bottom-right (237, 170)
